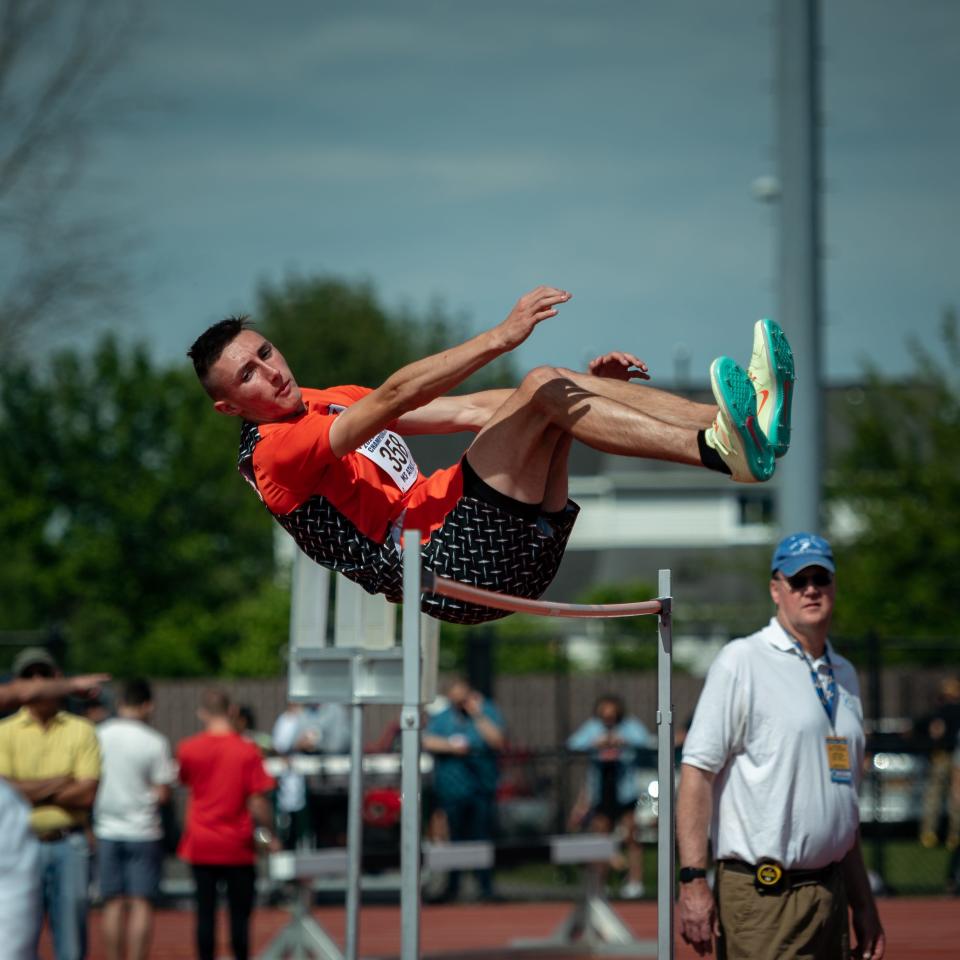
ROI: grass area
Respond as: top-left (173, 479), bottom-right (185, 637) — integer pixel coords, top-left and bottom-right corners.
top-left (496, 842), bottom-right (958, 897)
top-left (864, 839), bottom-right (955, 895)
top-left (495, 848), bottom-right (663, 898)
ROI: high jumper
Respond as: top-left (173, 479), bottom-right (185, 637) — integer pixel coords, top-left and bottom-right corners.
top-left (188, 286), bottom-right (794, 624)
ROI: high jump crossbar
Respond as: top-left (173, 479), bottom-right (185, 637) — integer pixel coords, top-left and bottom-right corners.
top-left (401, 533), bottom-right (675, 960)
top-left (424, 572), bottom-right (666, 620)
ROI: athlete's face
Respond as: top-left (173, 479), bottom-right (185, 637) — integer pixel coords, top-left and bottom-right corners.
top-left (208, 330), bottom-right (304, 423)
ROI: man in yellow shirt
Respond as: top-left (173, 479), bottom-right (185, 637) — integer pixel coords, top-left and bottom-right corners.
top-left (0, 648), bottom-right (101, 960)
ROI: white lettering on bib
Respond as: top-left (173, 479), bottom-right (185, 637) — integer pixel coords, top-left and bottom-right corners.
top-left (327, 404), bottom-right (420, 493)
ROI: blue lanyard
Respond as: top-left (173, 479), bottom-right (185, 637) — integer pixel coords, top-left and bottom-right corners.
top-left (791, 639), bottom-right (837, 727)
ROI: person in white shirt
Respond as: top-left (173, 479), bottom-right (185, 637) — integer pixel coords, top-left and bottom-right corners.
top-left (271, 703), bottom-right (350, 849)
top-left (676, 533), bottom-right (885, 960)
top-left (94, 679), bottom-right (176, 960)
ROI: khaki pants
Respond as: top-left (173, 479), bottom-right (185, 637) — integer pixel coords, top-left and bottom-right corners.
top-left (715, 861), bottom-right (849, 960)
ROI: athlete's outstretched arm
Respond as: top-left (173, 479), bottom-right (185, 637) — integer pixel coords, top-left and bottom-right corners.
top-left (328, 286), bottom-right (570, 456)
top-left (394, 390), bottom-right (512, 436)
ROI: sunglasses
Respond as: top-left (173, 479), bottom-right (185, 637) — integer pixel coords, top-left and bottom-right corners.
top-left (778, 571), bottom-right (834, 591)
top-left (21, 665), bottom-right (55, 679)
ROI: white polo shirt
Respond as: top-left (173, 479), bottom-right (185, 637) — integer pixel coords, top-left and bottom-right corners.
top-left (682, 617), bottom-right (864, 870)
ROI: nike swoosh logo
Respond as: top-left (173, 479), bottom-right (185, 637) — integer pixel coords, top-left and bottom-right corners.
top-left (757, 389), bottom-right (770, 415)
top-left (746, 415), bottom-right (763, 450)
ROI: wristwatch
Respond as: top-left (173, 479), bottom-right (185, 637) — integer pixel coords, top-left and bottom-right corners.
top-left (678, 866), bottom-right (708, 884)
top-left (253, 827), bottom-right (274, 847)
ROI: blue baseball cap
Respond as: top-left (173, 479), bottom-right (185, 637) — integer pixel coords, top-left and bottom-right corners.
top-left (771, 532), bottom-right (835, 576)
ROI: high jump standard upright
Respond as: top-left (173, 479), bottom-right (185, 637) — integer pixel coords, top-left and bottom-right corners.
top-left (398, 531), bottom-right (675, 960)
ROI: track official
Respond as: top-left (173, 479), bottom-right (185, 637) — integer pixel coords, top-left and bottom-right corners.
top-left (677, 533), bottom-right (884, 960)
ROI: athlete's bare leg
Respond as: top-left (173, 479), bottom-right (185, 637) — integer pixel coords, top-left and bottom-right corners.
top-left (465, 366), bottom-right (703, 505)
top-left (541, 429), bottom-right (573, 513)
top-left (556, 367), bottom-right (716, 431)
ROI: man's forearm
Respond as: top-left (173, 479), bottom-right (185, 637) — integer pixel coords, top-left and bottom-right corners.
top-left (473, 715), bottom-right (505, 751)
top-left (248, 792), bottom-right (274, 830)
top-left (51, 778), bottom-right (98, 810)
top-left (395, 390), bottom-right (513, 436)
top-left (9, 776), bottom-right (74, 805)
top-left (379, 330), bottom-right (513, 419)
top-left (676, 763), bottom-right (715, 868)
top-left (0, 675), bottom-right (109, 712)
top-left (841, 833), bottom-right (874, 910)
top-left (331, 287), bottom-right (569, 455)
top-left (334, 329), bottom-right (509, 455)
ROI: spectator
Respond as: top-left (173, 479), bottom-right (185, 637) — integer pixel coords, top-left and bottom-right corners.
top-left (423, 677), bottom-right (504, 902)
top-left (177, 688), bottom-right (279, 960)
top-left (80, 691), bottom-right (113, 727)
top-left (918, 676), bottom-right (960, 850)
top-left (677, 533), bottom-right (884, 960)
top-left (0, 667), bottom-right (108, 960)
top-left (271, 702), bottom-right (350, 849)
top-left (94, 679), bottom-right (176, 960)
top-left (233, 704), bottom-right (274, 756)
top-left (0, 648), bottom-right (101, 960)
top-left (567, 693), bottom-right (654, 899)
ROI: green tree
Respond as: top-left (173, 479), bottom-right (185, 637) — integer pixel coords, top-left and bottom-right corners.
top-left (575, 580), bottom-right (660, 670)
top-left (0, 336), bottom-right (276, 675)
top-left (829, 311), bottom-right (960, 646)
top-left (255, 274), bottom-right (516, 392)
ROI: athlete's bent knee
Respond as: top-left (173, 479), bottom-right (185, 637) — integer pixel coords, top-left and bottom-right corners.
top-left (519, 365), bottom-right (564, 395)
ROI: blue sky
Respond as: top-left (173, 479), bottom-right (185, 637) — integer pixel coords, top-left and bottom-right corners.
top-left (82, 0), bottom-right (958, 384)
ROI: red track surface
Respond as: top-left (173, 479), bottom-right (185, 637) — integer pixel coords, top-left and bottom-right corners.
top-left (39, 897), bottom-right (960, 959)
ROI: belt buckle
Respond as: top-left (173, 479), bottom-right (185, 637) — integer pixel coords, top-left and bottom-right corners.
top-left (754, 860), bottom-right (784, 895)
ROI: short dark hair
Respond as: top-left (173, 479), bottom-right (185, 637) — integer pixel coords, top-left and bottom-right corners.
top-left (200, 687), bottom-right (231, 717)
top-left (594, 693), bottom-right (626, 724)
top-left (187, 316), bottom-right (251, 388)
top-left (236, 704), bottom-right (256, 730)
top-left (122, 678), bottom-right (153, 707)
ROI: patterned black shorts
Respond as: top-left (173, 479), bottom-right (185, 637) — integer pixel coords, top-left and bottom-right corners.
top-left (418, 496), bottom-right (580, 625)
top-left (274, 459), bottom-right (579, 626)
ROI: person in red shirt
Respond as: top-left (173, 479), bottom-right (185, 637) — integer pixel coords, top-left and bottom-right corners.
top-left (177, 689), bottom-right (279, 960)
top-left (188, 285), bottom-right (794, 623)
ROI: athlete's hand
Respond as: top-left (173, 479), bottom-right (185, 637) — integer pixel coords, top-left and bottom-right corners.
top-left (588, 351), bottom-right (650, 381)
top-left (496, 286), bottom-right (571, 350)
top-left (678, 879), bottom-right (719, 956)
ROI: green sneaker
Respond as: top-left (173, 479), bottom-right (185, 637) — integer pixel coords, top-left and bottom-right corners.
top-left (704, 357), bottom-right (775, 483)
top-left (747, 318), bottom-right (794, 458)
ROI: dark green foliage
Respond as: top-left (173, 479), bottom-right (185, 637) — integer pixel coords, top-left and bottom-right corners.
top-left (434, 578), bottom-right (661, 676)
top-left (828, 311), bottom-right (960, 648)
top-left (574, 581), bottom-right (659, 670)
top-left (0, 337), bottom-right (277, 675)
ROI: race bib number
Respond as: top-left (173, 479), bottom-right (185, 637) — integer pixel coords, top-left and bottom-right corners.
top-left (356, 429), bottom-right (419, 493)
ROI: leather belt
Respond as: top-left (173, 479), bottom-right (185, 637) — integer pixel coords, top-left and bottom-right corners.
top-left (36, 826), bottom-right (85, 843)
top-left (721, 858), bottom-right (838, 894)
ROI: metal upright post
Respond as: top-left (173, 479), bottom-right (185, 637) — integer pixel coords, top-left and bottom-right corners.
top-left (344, 701), bottom-right (365, 960)
top-left (656, 569), bottom-right (674, 960)
top-left (776, 0), bottom-right (824, 534)
top-left (400, 532), bottom-right (423, 960)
